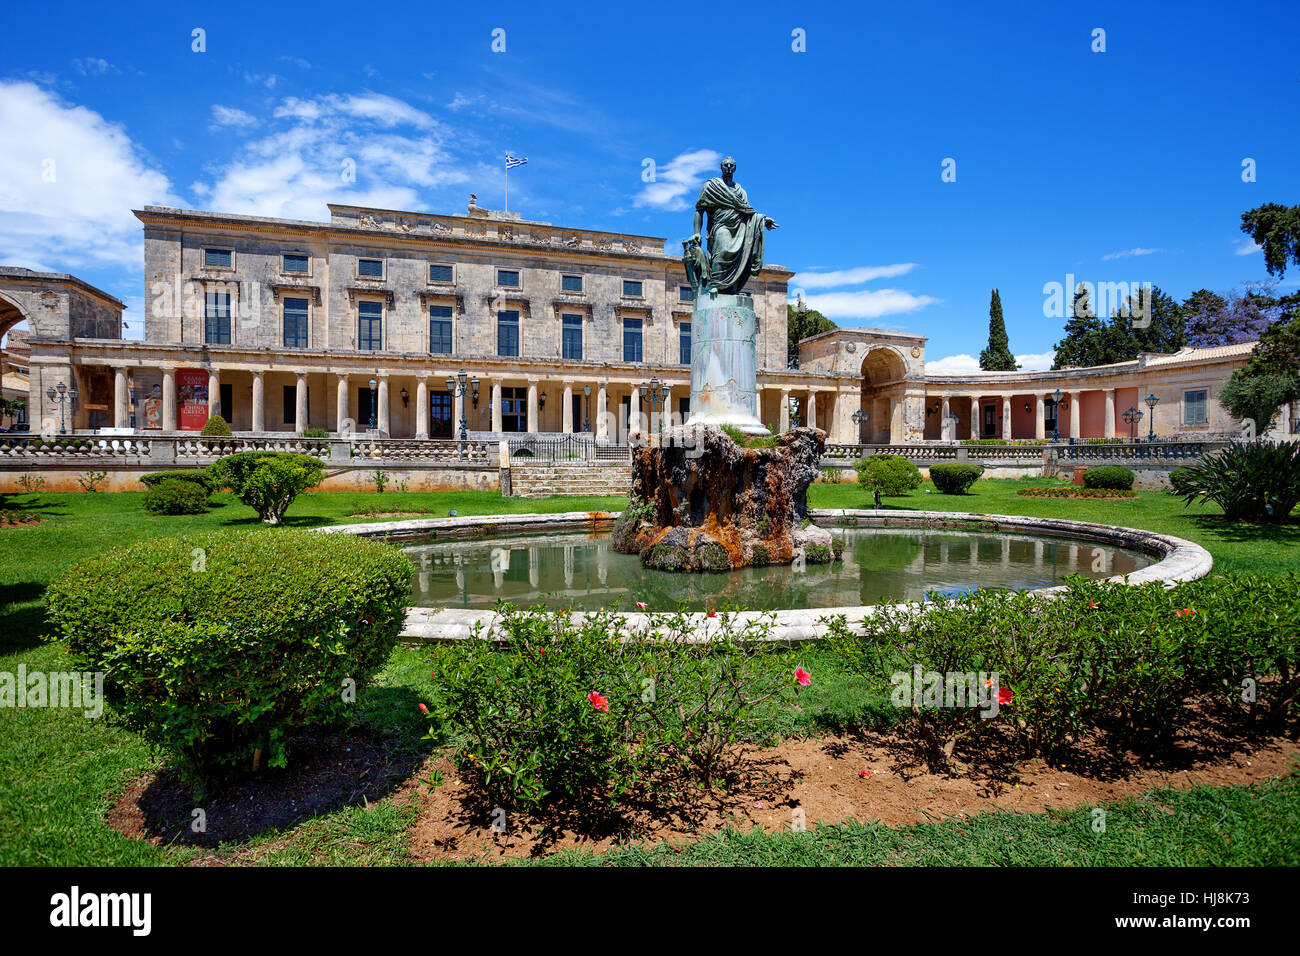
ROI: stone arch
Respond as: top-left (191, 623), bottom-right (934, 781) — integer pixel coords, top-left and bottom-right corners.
top-left (0, 290), bottom-right (31, 344)
top-left (860, 346), bottom-right (907, 387)
top-left (857, 346), bottom-right (908, 443)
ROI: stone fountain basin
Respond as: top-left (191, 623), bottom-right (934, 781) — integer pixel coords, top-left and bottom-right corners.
top-left (316, 509), bottom-right (1212, 643)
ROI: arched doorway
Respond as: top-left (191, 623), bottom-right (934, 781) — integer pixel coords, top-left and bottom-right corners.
top-left (858, 347), bottom-right (906, 443)
top-left (0, 292), bottom-right (31, 430)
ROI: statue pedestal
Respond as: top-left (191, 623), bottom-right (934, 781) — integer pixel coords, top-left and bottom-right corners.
top-left (684, 292), bottom-right (768, 435)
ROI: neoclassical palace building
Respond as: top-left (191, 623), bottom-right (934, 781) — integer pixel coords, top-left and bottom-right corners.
top-left (0, 199), bottom-right (1292, 444)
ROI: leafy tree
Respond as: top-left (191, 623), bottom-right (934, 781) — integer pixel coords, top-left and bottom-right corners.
top-left (1184, 282), bottom-right (1281, 347)
top-left (207, 451), bottom-right (325, 524)
top-left (1052, 286), bottom-right (1107, 368)
top-left (787, 301), bottom-right (836, 368)
top-left (1240, 203), bottom-right (1300, 278)
top-left (978, 289), bottom-right (1017, 371)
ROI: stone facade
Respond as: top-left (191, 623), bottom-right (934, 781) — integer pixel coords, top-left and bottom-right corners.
top-left (1, 204), bottom-right (1293, 445)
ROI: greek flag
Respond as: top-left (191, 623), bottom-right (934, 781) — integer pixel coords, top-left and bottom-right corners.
top-left (505, 154), bottom-right (528, 168)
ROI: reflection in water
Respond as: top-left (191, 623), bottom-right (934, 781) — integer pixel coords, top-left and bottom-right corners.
top-left (405, 529), bottom-right (1153, 613)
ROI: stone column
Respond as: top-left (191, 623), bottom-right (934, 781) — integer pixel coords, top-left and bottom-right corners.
top-left (162, 369), bottom-right (177, 431)
top-left (1001, 395), bottom-right (1012, 440)
top-left (416, 379), bottom-right (429, 439)
top-left (941, 395), bottom-right (951, 441)
top-left (1035, 394), bottom-right (1046, 440)
top-left (377, 374), bottom-right (390, 435)
top-left (113, 368), bottom-right (129, 429)
top-left (971, 398), bottom-right (981, 440)
top-left (806, 390), bottom-right (817, 431)
top-left (1104, 388), bottom-right (1116, 438)
top-left (527, 379), bottom-right (539, 433)
top-left (780, 389), bottom-right (790, 432)
top-left (295, 372), bottom-right (309, 433)
top-left (491, 379), bottom-right (503, 432)
top-left (451, 384), bottom-right (464, 438)
top-left (334, 374), bottom-right (348, 435)
top-left (629, 383), bottom-right (641, 435)
top-left (252, 370), bottom-right (266, 433)
top-left (208, 369), bottom-right (221, 420)
top-left (596, 382), bottom-right (608, 441)
top-left (562, 383), bottom-right (573, 433)
top-left (1069, 392), bottom-right (1081, 440)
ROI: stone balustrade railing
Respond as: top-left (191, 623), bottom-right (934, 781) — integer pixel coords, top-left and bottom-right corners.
top-left (0, 435), bottom-right (495, 466)
top-left (822, 440), bottom-right (1236, 466)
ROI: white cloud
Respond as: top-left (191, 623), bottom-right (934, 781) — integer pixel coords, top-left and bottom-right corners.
top-left (1101, 247), bottom-right (1162, 260)
top-left (72, 58), bottom-right (116, 76)
top-left (791, 264), bottom-right (918, 289)
top-left (0, 81), bottom-right (177, 270)
top-left (925, 350), bottom-right (1056, 373)
top-left (801, 288), bottom-right (938, 321)
top-left (1234, 239), bottom-right (1261, 256)
top-left (210, 105), bottom-right (258, 129)
top-left (633, 148), bottom-right (721, 212)
top-left (194, 92), bottom-right (470, 220)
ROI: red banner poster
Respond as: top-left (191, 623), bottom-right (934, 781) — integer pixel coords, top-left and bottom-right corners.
top-left (177, 368), bottom-right (209, 431)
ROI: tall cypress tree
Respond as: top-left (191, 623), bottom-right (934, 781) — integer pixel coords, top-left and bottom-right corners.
top-left (979, 289), bottom-right (1017, 370)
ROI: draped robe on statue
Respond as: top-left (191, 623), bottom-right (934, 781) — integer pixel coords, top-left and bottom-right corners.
top-left (695, 178), bottom-right (767, 294)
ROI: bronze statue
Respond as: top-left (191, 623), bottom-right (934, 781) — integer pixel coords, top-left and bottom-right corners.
top-left (684, 156), bottom-right (779, 296)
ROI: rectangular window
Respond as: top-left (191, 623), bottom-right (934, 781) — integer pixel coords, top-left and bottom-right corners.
top-left (679, 285), bottom-right (694, 302)
top-left (429, 263), bottom-right (453, 283)
top-left (497, 269), bottom-right (520, 287)
top-left (623, 317), bottom-right (643, 363)
top-left (282, 253), bottom-right (309, 273)
top-left (501, 386), bottom-right (527, 432)
top-left (358, 300), bottom-right (383, 351)
top-left (497, 310), bottom-right (519, 357)
top-left (561, 274), bottom-right (583, 293)
top-left (623, 279), bottom-right (643, 297)
top-left (430, 391), bottom-right (453, 438)
top-left (204, 292), bottom-right (231, 344)
top-left (283, 296), bottom-right (309, 349)
top-left (1184, 389), bottom-right (1209, 425)
top-left (204, 248), bottom-right (232, 269)
top-left (357, 258), bottom-right (384, 278)
top-left (429, 305), bottom-right (453, 354)
top-left (562, 314), bottom-right (583, 360)
top-left (679, 321), bottom-right (691, 365)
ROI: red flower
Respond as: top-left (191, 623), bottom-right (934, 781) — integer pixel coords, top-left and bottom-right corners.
top-left (1175, 608), bottom-right (1196, 618)
top-left (588, 691), bottom-right (609, 712)
top-left (858, 770), bottom-right (872, 778)
top-left (1088, 601), bottom-right (1100, 610)
top-left (634, 601), bottom-right (647, 611)
top-left (417, 702), bottom-right (429, 714)
top-left (796, 666), bottom-right (812, 687)
top-left (707, 609), bottom-right (717, 618)
top-left (558, 608), bottom-right (569, 614)
top-left (998, 686), bottom-right (1014, 706)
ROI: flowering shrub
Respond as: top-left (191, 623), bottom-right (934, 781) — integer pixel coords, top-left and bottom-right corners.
top-left (823, 573), bottom-right (1300, 767)
top-left (1016, 487), bottom-right (1136, 499)
top-left (45, 528), bottom-right (412, 790)
top-left (424, 607), bottom-right (797, 809)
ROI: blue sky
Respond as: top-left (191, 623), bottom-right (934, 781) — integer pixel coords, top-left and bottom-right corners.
top-left (1, 0), bottom-right (1297, 368)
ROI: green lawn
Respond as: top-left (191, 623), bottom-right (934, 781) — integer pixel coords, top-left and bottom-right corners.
top-left (1, 480), bottom-right (1295, 866)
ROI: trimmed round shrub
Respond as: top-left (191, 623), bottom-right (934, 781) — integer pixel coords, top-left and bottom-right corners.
top-left (142, 478), bottom-right (210, 515)
top-left (200, 414), bottom-right (232, 437)
top-left (929, 462), bottom-right (984, 495)
top-left (1082, 465), bottom-right (1135, 490)
top-left (44, 528), bottom-right (413, 788)
top-left (207, 451), bottom-right (326, 524)
top-left (854, 453), bottom-right (923, 496)
top-left (139, 468), bottom-right (214, 492)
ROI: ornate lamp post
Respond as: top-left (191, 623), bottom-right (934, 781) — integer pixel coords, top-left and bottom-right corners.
top-left (1051, 389), bottom-right (1063, 442)
top-left (45, 381), bottom-right (78, 435)
top-left (367, 377), bottom-right (378, 431)
top-left (582, 385), bottom-right (591, 433)
top-left (638, 375), bottom-right (669, 434)
top-left (1144, 392), bottom-right (1159, 442)
top-left (1122, 406), bottom-right (1143, 443)
top-left (851, 408), bottom-right (868, 442)
top-left (445, 372), bottom-right (476, 441)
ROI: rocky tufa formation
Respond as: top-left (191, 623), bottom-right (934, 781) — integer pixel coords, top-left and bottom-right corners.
top-left (612, 425), bottom-right (834, 572)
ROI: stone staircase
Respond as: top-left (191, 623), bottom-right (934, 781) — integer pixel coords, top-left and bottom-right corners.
top-left (509, 462), bottom-right (632, 498)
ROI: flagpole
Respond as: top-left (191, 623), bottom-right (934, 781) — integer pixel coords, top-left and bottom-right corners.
top-left (504, 156), bottom-right (509, 213)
